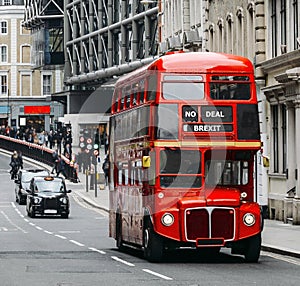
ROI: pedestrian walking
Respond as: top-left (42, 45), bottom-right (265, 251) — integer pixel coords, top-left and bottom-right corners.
top-left (51, 149), bottom-right (59, 175)
top-left (56, 155), bottom-right (68, 179)
top-left (9, 151), bottom-right (20, 179)
top-left (102, 155), bottom-right (109, 186)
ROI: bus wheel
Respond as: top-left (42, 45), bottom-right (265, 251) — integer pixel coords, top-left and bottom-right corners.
top-left (244, 233), bottom-right (261, 263)
top-left (143, 220), bottom-right (163, 262)
top-left (116, 215), bottom-right (125, 251)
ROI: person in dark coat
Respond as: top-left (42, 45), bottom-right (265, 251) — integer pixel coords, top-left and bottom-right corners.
top-left (102, 155), bottom-right (109, 186)
top-left (56, 155), bottom-right (68, 179)
top-left (9, 151), bottom-right (20, 179)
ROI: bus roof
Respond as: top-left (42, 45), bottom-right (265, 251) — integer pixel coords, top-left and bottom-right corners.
top-left (115, 52), bottom-right (254, 86)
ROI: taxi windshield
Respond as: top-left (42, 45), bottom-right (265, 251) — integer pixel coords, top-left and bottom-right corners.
top-left (35, 180), bottom-right (66, 193)
top-left (22, 171), bottom-right (49, 183)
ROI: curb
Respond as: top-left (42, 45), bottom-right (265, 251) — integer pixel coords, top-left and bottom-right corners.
top-left (261, 245), bottom-right (300, 259)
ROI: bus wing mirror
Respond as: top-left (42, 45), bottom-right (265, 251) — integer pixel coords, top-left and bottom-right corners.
top-left (142, 156), bottom-right (151, 168)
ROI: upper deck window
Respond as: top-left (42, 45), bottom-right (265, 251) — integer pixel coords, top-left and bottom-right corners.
top-left (210, 76), bottom-right (251, 100)
top-left (162, 75), bottom-right (204, 101)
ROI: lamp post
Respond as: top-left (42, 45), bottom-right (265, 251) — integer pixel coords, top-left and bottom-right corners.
top-left (7, 89), bottom-right (10, 128)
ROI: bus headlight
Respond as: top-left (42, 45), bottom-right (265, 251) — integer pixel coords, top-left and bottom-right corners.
top-left (243, 213), bottom-right (255, 226)
top-left (161, 213), bottom-right (174, 226)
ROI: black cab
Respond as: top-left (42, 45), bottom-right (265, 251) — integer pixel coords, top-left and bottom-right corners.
top-left (26, 176), bottom-right (71, 218)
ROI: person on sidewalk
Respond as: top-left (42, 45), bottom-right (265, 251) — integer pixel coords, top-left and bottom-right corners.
top-left (9, 151), bottom-right (20, 180)
top-left (51, 149), bottom-right (59, 175)
top-left (56, 155), bottom-right (68, 179)
top-left (102, 155), bottom-right (109, 186)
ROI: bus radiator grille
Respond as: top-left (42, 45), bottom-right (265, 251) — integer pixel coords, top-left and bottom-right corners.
top-left (185, 208), bottom-right (234, 241)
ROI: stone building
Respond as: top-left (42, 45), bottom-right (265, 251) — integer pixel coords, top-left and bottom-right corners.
top-left (0, 0), bottom-right (64, 133)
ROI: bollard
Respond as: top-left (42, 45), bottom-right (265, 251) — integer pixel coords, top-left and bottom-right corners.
top-left (94, 168), bottom-right (97, 197)
top-left (90, 171), bottom-right (94, 190)
top-left (85, 170), bottom-right (89, 192)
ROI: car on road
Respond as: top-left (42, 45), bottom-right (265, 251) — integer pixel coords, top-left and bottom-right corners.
top-left (26, 176), bottom-right (71, 218)
top-left (15, 169), bottom-right (50, 205)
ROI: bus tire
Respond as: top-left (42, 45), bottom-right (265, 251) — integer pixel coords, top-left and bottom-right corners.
top-left (143, 219), bottom-right (164, 262)
top-left (244, 233), bottom-right (261, 263)
top-left (116, 215), bottom-right (125, 251)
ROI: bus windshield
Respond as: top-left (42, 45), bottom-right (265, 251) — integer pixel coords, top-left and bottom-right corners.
top-left (205, 160), bottom-right (249, 186)
top-left (159, 149), bottom-right (202, 188)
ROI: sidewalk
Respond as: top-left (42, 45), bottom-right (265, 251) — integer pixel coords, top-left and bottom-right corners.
top-left (69, 160), bottom-right (300, 259)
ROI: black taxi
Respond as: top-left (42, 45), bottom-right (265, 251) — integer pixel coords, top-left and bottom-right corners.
top-left (26, 176), bottom-right (71, 218)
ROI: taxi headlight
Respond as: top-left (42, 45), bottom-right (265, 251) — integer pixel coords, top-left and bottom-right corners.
top-left (243, 213), bottom-right (255, 226)
top-left (161, 213), bottom-right (174, 226)
top-left (34, 197), bottom-right (42, 204)
top-left (60, 197), bottom-right (68, 204)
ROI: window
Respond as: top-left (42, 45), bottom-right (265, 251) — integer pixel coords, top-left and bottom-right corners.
top-left (292, 0), bottom-right (299, 50)
top-left (281, 104), bottom-right (287, 173)
top-left (271, 103), bottom-right (287, 174)
top-left (280, 0), bottom-right (287, 47)
top-left (159, 149), bottom-right (202, 188)
top-left (205, 160), bottom-right (249, 186)
top-left (272, 105), bottom-right (279, 173)
top-left (43, 75), bottom-right (51, 95)
top-left (236, 8), bottom-right (244, 55)
top-left (226, 13), bottom-right (233, 54)
top-left (3, 0), bottom-right (12, 5)
top-left (0, 75), bottom-right (8, 95)
top-left (0, 21), bottom-right (7, 34)
top-left (271, 0), bottom-right (278, 57)
top-left (0, 45), bottom-right (7, 62)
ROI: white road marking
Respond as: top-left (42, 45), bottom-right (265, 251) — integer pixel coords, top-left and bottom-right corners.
top-left (55, 234), bottom-right (67, 239)
top-left (44, 230), bottom-right (53, 235)
top-left (0, 210), bottom-right (27, 233)
top-left (88, 247), bottom-right (106, 254)
top-left (111, 256), bottom-right (135, 267)
top-left (142, 269), bottom-right (173, 280)
top-left (35, 226), bottom-right (43, 231)
top-left (69, 239), bottom-right (85, 247)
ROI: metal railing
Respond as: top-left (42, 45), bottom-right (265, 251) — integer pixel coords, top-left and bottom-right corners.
top-left (0, 135), bottom-right (78, 182)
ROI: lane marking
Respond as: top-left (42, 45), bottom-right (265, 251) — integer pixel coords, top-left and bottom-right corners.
top-left (111, 256), bottom-right (135, 267)
top-left (44, 230), bottom-right (53, 235)
top-left (35, 226), bottom-right (43, 231)
top-left (55, 234), bottom-right (67, 240)
top-left (142, 269), bottom-right (173, 280)
top-left (69, 239), bottom-right (85, 247)
top-left (89, 247), bottom-right (106, 254)
top-left (0, 210), bottom-right (27, 233)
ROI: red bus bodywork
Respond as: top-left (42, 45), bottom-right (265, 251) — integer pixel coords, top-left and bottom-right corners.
top-left (109, 52), bottom-right (262, 262)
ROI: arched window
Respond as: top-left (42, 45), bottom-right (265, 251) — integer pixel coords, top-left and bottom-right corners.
top-left (217, 18), bottom-right (224, 53)
top-left (226, 13), bottom-right (234, 54)
top-left (247, 2), bottom-right (255, 59)
top-left (236, 7), bottom-right (244, 55)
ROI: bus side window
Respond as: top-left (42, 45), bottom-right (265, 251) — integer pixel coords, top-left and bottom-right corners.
top-left (147, 75), bottom-right (157, 101)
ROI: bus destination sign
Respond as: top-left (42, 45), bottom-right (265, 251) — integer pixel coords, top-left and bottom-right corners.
top-left (182, 105), bottom-right (233, 133)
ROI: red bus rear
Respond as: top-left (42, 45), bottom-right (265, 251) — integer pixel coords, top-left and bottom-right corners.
top-left (109, 52), bottom-right (262, 262)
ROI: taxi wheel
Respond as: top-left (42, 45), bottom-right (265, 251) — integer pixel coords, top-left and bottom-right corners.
top-left (61, 213), bottom-right (69, 219)
top-left (29, 205), bottom-right (35, 218)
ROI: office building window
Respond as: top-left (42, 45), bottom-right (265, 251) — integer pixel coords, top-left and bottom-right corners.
top-left (0, 21), bottom-right (7, 34)
top-left (271, 0), bottom-right (278, 57)
top-left (281, 104), bottom-right (287, 173)
top-left (3, 0), bottom-right (12, 5)
top-left (0, 75), bottom-right (7, 95)
top-left (272, 105), bottom-right (279, 173)
top-left (280, 0), bottom-right (286, 47)
top-left (0, 45), bottom-right (7, 63)
top-left (43, 75), bottom-right (51, 95)
top-left (293, 0), bottom-right (299, 50)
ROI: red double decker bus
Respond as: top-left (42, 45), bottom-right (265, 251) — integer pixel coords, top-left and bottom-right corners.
top-left (108, 52), bottom-right (262, 262)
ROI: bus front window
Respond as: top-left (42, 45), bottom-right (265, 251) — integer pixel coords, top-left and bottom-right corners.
top-left (159, 149), bottom-right (202, 188)
top-left (205, 160), bottom-right (249, 186)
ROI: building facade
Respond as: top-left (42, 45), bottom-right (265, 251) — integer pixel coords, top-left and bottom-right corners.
top-left (0, 0), bottom-right (64, 133)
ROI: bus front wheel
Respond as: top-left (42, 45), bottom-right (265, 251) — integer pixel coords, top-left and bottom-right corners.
top-left (244, 233), bottom-right (261, 263)
top-left (143, 219), bottom-right (164, 262)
